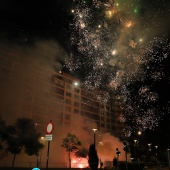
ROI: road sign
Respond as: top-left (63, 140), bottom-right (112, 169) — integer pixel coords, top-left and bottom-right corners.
top-left (46, 121), bottom-right (54, 134)
top-left (45, 134), bottom-right (53, 141)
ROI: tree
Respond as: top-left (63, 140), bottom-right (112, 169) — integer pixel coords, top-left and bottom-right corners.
top-left (0, 117), bottom-right (7, 156)
top-left (5, 125), bottom-right (22, 168)
top-left (15, 118), bottom-right (44, 156)
top-left (88, 144), bottom-right (99, 170)
top-left (75, 147), bottom-right (88, 158)
top-left (0, 117), bottom-right (6, 150)
top-left (4, 118), bottom-right (44, 168)
top-left (61, 133), bottom-right (82, 168)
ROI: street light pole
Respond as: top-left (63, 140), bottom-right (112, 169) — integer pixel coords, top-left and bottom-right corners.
top-left (148, 143), bottom-right (151, 151)
top-left (92, 128), bottom-right (97, 149)
top-left (167, 149), bottom-right (170, 170)
top-left (155, 146), bottom-right (158, 156)
top-left (134, 139), bottom-right (138, 162)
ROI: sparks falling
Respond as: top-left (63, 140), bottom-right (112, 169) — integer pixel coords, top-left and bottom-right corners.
top-left (65, 0), bottom-right (170, 134)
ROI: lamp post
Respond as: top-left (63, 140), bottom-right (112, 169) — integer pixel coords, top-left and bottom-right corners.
top-left (155, 146), bottom-right (158, 156)
top-left (39, 137), bottom-right (45, 168)
top-left (34, 123), bottom-right (40, 168)
top-left (92, 128), bottom-right (97, 149)
top-left (148, 143), bottom-right (151, 151)
top-left (167, 149), bottom-right (170, 170)
top-left (134, 139), bottom-right (138, 162)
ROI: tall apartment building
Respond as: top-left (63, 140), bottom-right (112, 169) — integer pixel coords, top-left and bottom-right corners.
top-left (0, 47), bottom-right (124, 135)
top-left (0, 45), bottom-right (125, 166)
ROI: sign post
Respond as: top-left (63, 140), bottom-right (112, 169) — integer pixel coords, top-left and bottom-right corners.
top-left (45, 120), bottom-right (54, 170)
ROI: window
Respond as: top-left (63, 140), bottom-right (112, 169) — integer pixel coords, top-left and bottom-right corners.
top-left (74, 109), bottom-right (79, 114)
top-left (101, 123), bottom-right (105, 127)
top-left (106, 106), bottom-right (110, 110)
top-left (74, 95), bottom-right (80, 100)
top-left (107, 118), bottom-right (110, 123)
top-left (74, 88), bottom-right (80, 93)
top-left (101, 110), bottom-right (104, 115)
top-left (52, 86), bottom-right (64, 96)
top-left (101, 117), bottom-right (104, 121)
top-left (112, 126), bottom-right (116, 130)
top-left (107, 125), bottom-right (110, 129)
top-left (107, 112), bottom-right (110, 117)
top-left (66, 91), bottom-right (71, 97)
top-left (66, 85), bottom-right (71, 90)
top-left (53, 79), bottom-right (64, 87)
top-left (65, 106), bottom-right (71, 112)
top-left (74, 102), bottom-right (79, 107)
top-left (65, 99), bottom-right (71, 105)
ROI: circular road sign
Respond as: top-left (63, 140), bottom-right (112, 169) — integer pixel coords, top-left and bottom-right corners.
top-left (46, 122), bottom-right (54, 134)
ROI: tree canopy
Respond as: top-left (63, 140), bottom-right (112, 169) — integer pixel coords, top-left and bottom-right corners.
top-left (61, 133), bottom-right (82, 152)
top-left (0, 117), bottom-right (44, 167)
top-left (61, 133), bottom-right (82, 168)
top-left (75, 147), bottom-right (89, 158)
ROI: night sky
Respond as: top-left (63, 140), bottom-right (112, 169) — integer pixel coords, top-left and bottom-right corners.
top-left (0, 0), bottom-right (170, 148)
top-left (0, 0), bottom-right (72, 48)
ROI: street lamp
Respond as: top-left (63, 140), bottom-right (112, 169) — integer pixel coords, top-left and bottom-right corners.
top-left (148, 143), bottom-right (152, 151)
top-left (138, 131), bottom-right (142, 135)
top-left (155, 146), bottom-right (158, 156)
top-left (92, 128), bottom-right (97, 149)
top-left (39, 136), bottom-right (45, 168)
top-left (134, 139), bottom-right (138, 144)
top-left (134, 140), bottom-right (138, 162)
top-left (167, 149), bottom-right (170, 170)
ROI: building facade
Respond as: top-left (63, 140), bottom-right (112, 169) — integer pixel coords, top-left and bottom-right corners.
top-left (0, 45), bottom-right (125, 167)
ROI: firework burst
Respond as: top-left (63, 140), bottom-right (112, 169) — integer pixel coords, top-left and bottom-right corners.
top-left (65, 0), bottom-right (170, 133)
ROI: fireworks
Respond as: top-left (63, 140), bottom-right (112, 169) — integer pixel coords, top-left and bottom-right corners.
top-left (65, 0), bottom-right (170, 133)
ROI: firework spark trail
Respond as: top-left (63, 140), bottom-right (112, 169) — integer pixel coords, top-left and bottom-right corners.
top-left (65, 0), bottom-right (170, 134)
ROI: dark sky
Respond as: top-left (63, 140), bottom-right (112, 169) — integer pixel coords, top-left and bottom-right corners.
top-left (0, 0), bottom-right (73, 49)
top-left (0, 0), bottom-right (170, 148)
top-left (0, 0), bottom-right (169, 44)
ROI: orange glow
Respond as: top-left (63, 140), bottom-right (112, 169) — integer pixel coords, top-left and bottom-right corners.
top-left (78, 164), bottom-right (83, 168)
top-left (72, 157), bottom-right (89, 168)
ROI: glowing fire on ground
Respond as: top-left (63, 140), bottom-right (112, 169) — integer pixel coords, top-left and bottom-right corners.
top-left (72, 157), bottom-right (89, 168)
